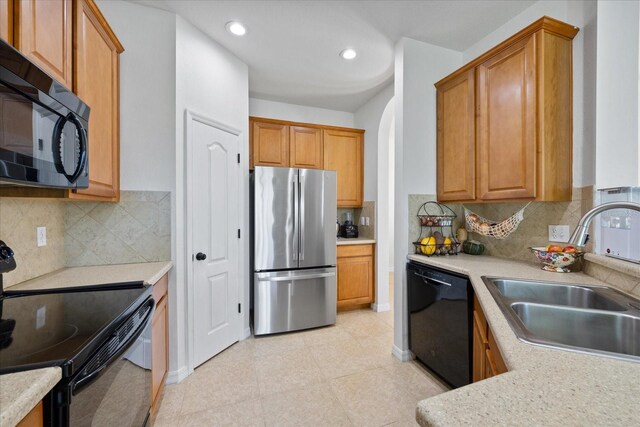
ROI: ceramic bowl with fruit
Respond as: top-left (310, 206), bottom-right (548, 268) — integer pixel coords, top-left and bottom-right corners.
top-left (530, 244), bottom-right (584, 273)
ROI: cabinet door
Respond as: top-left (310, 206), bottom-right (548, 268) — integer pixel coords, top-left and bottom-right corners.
top-left (251, 120), bottom-right (289, 168)
top-left (16, 401), bottom-right (43, 427)
top-left (16, 0), bottom-right (73, 89)
top-left (323, 129), bottom-right (363, 207)
top-left (290, 125), bottom-right (322, 169)
top-left (336, 244), bottom-right (374, 309)
top-left (73, 0), bottom-right (123, 201)
top-left (0, 0), bottom-right (12, 44)
top-left (472, 310), bottom-right (487, 383)
top-left (151, 294), bottom-right (168, 411)
top-left (437, 69), bottom-right (475, 202)
top-left (477, 35), bottom-right (536, 201)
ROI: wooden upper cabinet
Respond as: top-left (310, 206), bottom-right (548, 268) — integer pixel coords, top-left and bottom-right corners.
top-left (323, 128), bottom-right (363, 208)
top-left (0, 0), bottom-right (12, 44)
top-left (435, 16), bottom-right (578, 203)
top-left (437, 69), bottom-right (475, 202)
top-left (73, 0), bottom-right (123, 201)
top-left (477, 35), bottom-right (536, 201)
top-left (290, 125), bottom-right (322, 169)
top-left (15, 0), bottom-right (73, 89)
top-left (251, 119), bottom-right (289, 168)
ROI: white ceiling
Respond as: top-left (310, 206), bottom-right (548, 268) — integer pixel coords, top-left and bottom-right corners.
top-left (134, 1), bottom-right (536, 112)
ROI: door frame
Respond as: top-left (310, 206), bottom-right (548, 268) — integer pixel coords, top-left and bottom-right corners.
top-left (184, 110), bottom-right (244, 373)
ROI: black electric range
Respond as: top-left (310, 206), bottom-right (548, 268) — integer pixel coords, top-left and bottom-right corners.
top-left (0, 283), bottom-right (155, 426)
top-left (0, 283), bottom-right (151, 375)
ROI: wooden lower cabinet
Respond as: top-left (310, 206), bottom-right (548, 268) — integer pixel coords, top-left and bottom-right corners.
top-left (151, 273), bottom-right (169, 415)
top-left (17, 401), bottom-right (43, 427)
top-left (336, 244), bottom-right (374, 310)
top-left (472, 295), bottom-right (507, 381)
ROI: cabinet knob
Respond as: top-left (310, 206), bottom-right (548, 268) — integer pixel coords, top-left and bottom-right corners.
top-left (195, 252), bottom-right (207, 261)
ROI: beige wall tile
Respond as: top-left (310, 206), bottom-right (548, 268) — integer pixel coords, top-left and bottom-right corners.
top-left (407, 187), bottom-right (595, 263)
top-left (0, 199), bottom-right (65, 288)
top-left (64, 191), bottom-right (171, 267)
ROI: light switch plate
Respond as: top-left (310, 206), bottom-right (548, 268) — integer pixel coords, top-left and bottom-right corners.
top-left (548, 225), bottom-right (570, 243)
top-left (37, 226), bottom-right (46, 247)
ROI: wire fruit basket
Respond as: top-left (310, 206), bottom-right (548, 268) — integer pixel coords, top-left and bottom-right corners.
top-left (413, 201), bottom-right (460, 256)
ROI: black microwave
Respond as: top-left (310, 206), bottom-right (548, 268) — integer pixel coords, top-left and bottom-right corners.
top-left (0, 39), bottom-right (89, 189)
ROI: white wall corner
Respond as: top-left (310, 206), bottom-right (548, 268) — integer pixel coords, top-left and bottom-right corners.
top-left (165, 366), bottom-right (190, 385)
top-left (371, 302), bottom-right (391, 312)
top-left (392, 345), bottom-right (414, 362)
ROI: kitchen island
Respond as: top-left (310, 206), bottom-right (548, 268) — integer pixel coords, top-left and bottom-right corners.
top-left (408, 254), bottom-right (639, 426)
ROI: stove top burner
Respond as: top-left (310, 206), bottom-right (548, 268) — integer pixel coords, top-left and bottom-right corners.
top-left (0, 283), bottom-right (150, 376)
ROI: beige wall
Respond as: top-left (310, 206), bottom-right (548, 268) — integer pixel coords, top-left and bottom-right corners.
top-left (0, 199), bottom-right (66, 288)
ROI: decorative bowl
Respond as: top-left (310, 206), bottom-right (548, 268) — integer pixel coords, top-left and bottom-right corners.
top-left (530, 247), bottom-right (584, 273)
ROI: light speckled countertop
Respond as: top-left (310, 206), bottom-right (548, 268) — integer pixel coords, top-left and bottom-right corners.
top-left (8, 261), bottom-right (173, 292)
top-left (1, 261), bottom-right (172, 426)
top-left (336, 237), bottom-right (376, 245)
top-left (0, 368), bottom-right (61, 427)
top-left (408, 254), bottom-right (640, 426)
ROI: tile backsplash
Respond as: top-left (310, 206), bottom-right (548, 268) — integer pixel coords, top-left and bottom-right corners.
top-left (65, 191), bottom-right (171, 267)
top-left (0, 191), bottom-right (171, 288)
top-left (337, 201), bottom-right (376, 239)
top-left (408, 187), bottom-right (594, 262)
top-left (0, 198), bottom-right (65, 288)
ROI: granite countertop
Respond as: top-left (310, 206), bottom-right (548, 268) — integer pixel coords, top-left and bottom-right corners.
top-left (407, 253), bottom-right (640, 426)
top-left (336, 237), bottom-right (376, 245)
top-left (8, 261), bottom-right (173, 292)
top-left (0, 368), bottom-right (61, 427)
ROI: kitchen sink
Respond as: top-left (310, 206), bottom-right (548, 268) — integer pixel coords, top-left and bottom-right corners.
top-left (482, 277), bottom-right (640, 362)
top-left (511, 303), bottom-right (640, 359)
top-left (491, 279), bottom-right (627, 311)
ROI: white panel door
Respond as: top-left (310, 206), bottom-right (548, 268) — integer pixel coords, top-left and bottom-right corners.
top-left (191, 118), bottom-right (240, 368)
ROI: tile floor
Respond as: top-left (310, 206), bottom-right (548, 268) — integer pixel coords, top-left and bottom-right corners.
top-left (154, 280), bottom-right (448, 426)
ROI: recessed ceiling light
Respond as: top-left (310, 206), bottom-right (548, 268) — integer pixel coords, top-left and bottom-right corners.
top-left (340, 48), bottom-right (357, 60)
top-left (226, 21), bottom-right (247, 36)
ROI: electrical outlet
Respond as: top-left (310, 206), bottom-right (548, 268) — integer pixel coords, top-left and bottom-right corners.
top-left (360, 216), bottom-right (366, 225)
top-left (37, 226), bottom-right (46, 247)
top-left (365, 217), bottom-right (370, 226)
top-left (36, 306), bottom-right (46, 329)
top-left (548, 225), bottom-right (570, 243)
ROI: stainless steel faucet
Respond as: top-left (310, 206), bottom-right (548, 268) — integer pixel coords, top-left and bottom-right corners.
top-left (568, 201), bottom-right (640, 247)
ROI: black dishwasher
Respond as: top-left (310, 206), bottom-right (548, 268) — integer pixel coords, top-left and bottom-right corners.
top-left (407, 261), bottom-right (472, 388)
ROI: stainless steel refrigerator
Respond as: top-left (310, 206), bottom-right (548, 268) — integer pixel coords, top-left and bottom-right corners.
top-left (251, 166), bottom-right (337, 335)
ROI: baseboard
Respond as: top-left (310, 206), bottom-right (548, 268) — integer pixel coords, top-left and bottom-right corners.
top-left (242, 327), bottom-right (252, 340)
top-left (165, 366), bottom-right (189, 384)
top-left (371, 302), bottom-right (391, 312)
top-left (392, 345), bottom-right (414, 362)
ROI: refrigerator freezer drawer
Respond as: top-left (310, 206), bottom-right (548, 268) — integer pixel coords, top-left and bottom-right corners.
top-left (254, 268), bottom-right (337, 335)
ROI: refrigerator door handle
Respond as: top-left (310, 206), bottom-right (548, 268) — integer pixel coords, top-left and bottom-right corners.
top-left (292, 176), bottom-right (298, 261)
top-left (299, 174), bottom-right (305, 261)
top-left (255, 271), bottom-right (336, 282)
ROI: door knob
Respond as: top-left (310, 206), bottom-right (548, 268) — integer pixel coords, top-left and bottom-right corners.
top-left (195, 252), bottom-right (207, 261)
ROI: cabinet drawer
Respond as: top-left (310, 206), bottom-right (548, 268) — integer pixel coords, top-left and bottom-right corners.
top-left (337, 244), bottom-right (373, 258)
top-left (152, 273), bottom-right (168, 303)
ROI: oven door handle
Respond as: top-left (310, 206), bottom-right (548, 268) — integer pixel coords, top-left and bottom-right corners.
top-left (71, 299), bottom-right (154, 394)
